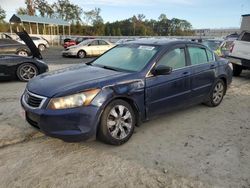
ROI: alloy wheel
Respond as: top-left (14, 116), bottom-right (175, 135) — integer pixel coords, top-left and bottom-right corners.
top-left (19, 65), bottom-right (37, 81)
top-left (212, 82), bottom-right (224, 104)
top-left (107, 105), bottom-right (133, 140)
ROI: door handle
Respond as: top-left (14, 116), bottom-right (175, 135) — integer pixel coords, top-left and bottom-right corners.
top-left (210, 64), bottom-right (215, 69)
top-left (182, 71), bottom-right (190, 75)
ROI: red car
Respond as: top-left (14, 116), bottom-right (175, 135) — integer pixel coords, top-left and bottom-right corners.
top-left (63, 37), bottom-right (95, 48)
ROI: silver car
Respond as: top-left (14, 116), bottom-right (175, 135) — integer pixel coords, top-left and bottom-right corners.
top-left (62, 39), bottom-right (114, 58)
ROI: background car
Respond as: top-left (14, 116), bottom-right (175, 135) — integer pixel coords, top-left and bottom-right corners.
top-left (0, 34), bottom-right (31, 56)
top-left (63, 37), bottom-right (95, 48)
top-left (62, 39), bottom-right (114, 58)
top-left (17, 36), bottom-right (49, 51)
top-left (0, 30), bottom-right (48, 82)
top-left (22, 39), bottom-right (232, 145)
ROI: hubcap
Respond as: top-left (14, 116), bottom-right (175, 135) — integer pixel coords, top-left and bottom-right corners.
top-left (212, 82), bottom-right (224, 104)
top-left (20, 65), bottom-right (37, 81)
top-left (18, 51), bottom-right (28, 56)
top-left (39, 45), bottom-right (45, 51)
top-left (79, 52), bottom-right (85, 58)
top-left (107, 105), bottom-right (133, 140)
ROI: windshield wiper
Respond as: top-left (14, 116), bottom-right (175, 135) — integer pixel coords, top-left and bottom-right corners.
top-left (101, 66), bottom-right (120, 72)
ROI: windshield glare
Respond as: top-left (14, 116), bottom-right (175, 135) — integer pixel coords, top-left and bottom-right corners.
top-left (92, 45), bottom-right (158, 72)
top-left (78, 39), bottom-right (92, 46)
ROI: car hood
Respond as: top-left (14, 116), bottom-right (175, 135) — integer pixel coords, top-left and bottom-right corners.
top-left (16, 30), bottom-right (42, 59)
top-left (27, 64), bottom-right (129, 97)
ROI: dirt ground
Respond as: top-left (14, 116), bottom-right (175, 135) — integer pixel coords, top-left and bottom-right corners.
top-left (0, 64), bottom-right (249, 188)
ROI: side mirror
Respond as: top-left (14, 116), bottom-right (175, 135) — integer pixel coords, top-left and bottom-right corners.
top-left (152, 65), bottom-right (172, 76)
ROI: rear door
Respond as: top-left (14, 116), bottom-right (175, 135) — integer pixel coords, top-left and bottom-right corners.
top-left (98, 40), bottom-right (111, 55)
top-left (187, 45), bottom-right (216, 102)
top-left (145, 45), bottom-right (192, 118)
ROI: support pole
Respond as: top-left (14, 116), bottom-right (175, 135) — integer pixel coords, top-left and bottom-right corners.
top-left (63, 25), bottom-right (65, 36)
top-left (9, 23), bottom-right (13, 34)
top-left (43, 23), bottom-right (46, 34)
top-left (36, 22), bottom-right (39, 34)
top-left (29, 22), bottom-right (32, 34)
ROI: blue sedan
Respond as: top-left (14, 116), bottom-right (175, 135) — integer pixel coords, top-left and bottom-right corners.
top-left (21, 39), bottom-right (233, 145)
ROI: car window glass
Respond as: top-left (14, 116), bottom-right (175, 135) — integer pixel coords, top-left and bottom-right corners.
top-left (99, 40), bottom-right (108, 45)
top-left (158, 48), bottom-right (186, 70)
top-left (89, 40), bottom-right (98, 46)
top-left (206, 49), bottom-right (214, 62)
top-left (241, 32), bottom-right (250, 42)
top-left (31, 37), bottom-right (39, 40)
top-left (188, 47), bottom-right (208, 65)
top-left (93, 45), bottom-right (158, 72)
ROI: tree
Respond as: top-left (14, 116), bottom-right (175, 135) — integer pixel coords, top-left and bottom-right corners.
top-left (34, 0), bottom-right (54, 18)
top-left (16, 7), bottom-right (29, 15)
top-left (0, 6), bottom-right (6, 23)
top-left (53, 0), bottom-right (82, 22)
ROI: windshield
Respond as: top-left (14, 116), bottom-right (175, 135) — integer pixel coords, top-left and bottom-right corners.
top-left (202, 41), bottom-right (222, 51)
top-left (78, 39), bottom-right (92, 46)
top-left (92, 45), bottom-right (158, 72)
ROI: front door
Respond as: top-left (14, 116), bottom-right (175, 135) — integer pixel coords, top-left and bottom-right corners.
top-left (145, 46), bottom-right (192, 118)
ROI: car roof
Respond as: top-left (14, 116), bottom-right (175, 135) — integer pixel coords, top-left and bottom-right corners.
top-left (126, 38), bottom-right (204, 47)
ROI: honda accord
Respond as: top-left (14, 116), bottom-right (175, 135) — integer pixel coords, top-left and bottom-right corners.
top-left (21, 39), bottom-right (232, 145)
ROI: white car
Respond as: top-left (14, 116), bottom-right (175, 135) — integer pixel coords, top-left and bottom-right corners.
top-left (17, 36), bottom-right (49, 51)
top-left (62, 39), bottom-right (114, 58)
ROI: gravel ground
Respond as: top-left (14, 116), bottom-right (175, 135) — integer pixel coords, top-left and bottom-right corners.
top-left (0, 48), bottom-right (250, 187)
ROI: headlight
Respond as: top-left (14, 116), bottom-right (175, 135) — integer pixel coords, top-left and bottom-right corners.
top-left (48, 89), bottom-right (100, 110)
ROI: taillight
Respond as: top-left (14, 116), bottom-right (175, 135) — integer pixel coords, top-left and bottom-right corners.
top-left (229, 44), bottom-right (235, 53)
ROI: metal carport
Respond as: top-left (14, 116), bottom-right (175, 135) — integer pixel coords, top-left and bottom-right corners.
top-left (9, 14), bottom-right (70, 36)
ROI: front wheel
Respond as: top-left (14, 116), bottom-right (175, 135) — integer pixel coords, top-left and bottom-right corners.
top-left (38, 44), bottom-right (46, 51)
top-left (16, 63), bottom-right (38, 82)
top-left (204, 79), bottom-right (226, 107)
top-left (77, 50), bottom-right (86, 58)
top-left (97, 100), bottom-right (135, 145)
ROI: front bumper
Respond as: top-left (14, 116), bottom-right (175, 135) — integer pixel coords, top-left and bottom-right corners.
top-left (62, 51), bottom-right (77, 57)
top-left (228, 56), bottom-right (250, 68)
top-left (21, 94), bottom-right (101, 142)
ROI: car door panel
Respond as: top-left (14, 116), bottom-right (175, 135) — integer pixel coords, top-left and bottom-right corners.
top-left (187, 46), bottom-right (217, 102)
top-left (145, 46), bottom-right (192, 118)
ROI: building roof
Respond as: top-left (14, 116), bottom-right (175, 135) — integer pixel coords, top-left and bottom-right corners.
top-left (9, 14), bottom-right (70, 26)
top-left (242, 14), bottom-right (250, 17)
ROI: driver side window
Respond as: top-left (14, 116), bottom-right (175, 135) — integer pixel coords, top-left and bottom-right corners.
top-left (158, 48), bottom-right (186, 70)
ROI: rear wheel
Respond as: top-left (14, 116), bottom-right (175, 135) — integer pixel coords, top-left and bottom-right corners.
top-left (204, 79), bottom-right (226, 107)
top-left (77, 50), bottom-right (86, 58)
top-left (232, 64), bottom-right (242, 76)
top-left (98, 100), bottom-right (135, 145)
top-left (17, 50), bottom-right (28, 57)
top-left (17, 63), bottom-right (38, 82)
top-left (38, 44), bottom-right (46, 51)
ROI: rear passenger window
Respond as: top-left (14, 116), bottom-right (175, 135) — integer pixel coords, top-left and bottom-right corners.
top-left (158, 48), bottom-right (186, 70)
top-left (206, 49), bottom-right (214, 62)
top-left (188, 47), bottom-right (208, 65)
top-left (241, 32), bottom-right (250, 42)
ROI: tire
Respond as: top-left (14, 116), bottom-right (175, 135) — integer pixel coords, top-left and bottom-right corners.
top-left (232, 64), bottom-right (242, 76)
top-left (16, 63), bottom-right (38, 82)
top-left (77, 50), bottom-right (86, 58)
top-left (97, 100), bottom-right (135, 145)
top-left (204, 79), bottom-right (226, 107)
top-left (17, 50), bottom-right (28, 57)
top-left (38, 44), bottom-right (46, 51)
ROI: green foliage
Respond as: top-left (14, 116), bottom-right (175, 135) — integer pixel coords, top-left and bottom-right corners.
top-left (0, 6), bottom-right (6, 23)
top-left (12, 1), bottom-right (194, 36)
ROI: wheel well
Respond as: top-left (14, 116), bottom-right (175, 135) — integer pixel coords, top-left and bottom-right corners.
top-left (16, 62), bottom-right (39, 76)
top-left (219, 77), bottom-right (227, 92)
top-left (78, 50), bottom-right (86, 55)
top-left (114, 97), bottom-right (140, 126)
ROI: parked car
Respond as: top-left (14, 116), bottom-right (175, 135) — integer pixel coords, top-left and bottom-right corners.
top-left (228, 31), bottom-right (250, 76)
top-left (17, 36), bottom-right (49, 51)
top-left (62, 39), bottom-right (114, 58)
top-left (0, 30), bottom-right (48, 82)
top-left (63, 37), bottom-right (95, 48)
top-left (21, 39), bottom-right (232, 145)
top-left (202, 39), bottom-right (223, 51)
top-left (115, 38), bottom-right (136, 45)
top-left (0, 34), bottom-right (31, 56)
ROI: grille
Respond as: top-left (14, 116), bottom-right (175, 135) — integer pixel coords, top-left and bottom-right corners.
top-left (24, 91), bottom-right (45, 108)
